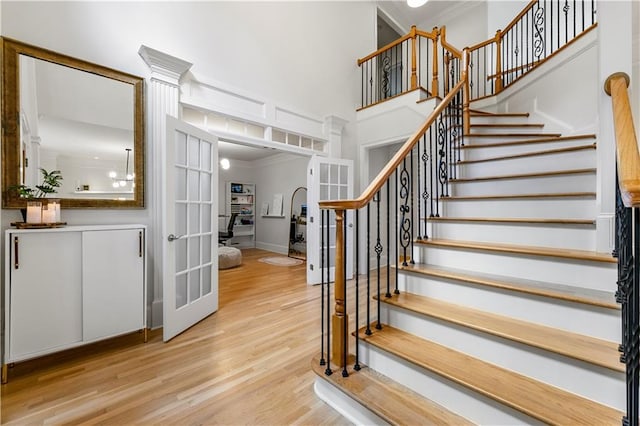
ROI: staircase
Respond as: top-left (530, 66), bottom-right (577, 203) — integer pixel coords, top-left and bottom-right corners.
top-left (314, 110), bottom-right (624, 424)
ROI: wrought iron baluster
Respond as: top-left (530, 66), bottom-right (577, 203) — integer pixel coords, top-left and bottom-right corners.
top-left (416, 132), bottom-right (422, 240)
top-left (324, 210), bottom-right (332, 376)
top-left (386, 180), bottom-right (392, 298)
top-left (354, 209), bottom-right (361, 371)
top-left (422, 134), bottom-right (430, 239)
top-left (342, 214), bottom-right (348, 378)
top-left (375, 191), bottom-right (383, 329)
top-left (395, 169), bottom-right (400, 295)
top-left (431, 125), bottom-right (438, 217)
top-left (437, 117), bottom-right (448, 198)
top-left (399, 158), bottom-right (411, 266)
top-left (320, 207), bottom-right (326, 366)
top-left (366, 204), bottom-right (372, 335)
top-left (410, 148), bottom-right (415, 264)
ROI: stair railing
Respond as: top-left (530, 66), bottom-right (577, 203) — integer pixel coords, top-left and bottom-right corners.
top-left (318, 53), bottom-right (467, 376)
top-left (466, 0), bottom-right (597, 102)
top-left (357, 26), bottom-right (439, 109)
top-left (605, 71), bottom-right (640, 426)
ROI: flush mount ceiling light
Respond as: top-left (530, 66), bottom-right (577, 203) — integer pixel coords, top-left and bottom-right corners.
top-left (220, 158), bottom-right (231, 170)
top-left (407, 0), bottom-right (428, 7)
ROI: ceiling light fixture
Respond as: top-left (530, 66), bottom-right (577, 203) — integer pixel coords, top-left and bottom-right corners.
top-left (220, 158), bottom-right (231, 170)
top-left (108, 148), bottom-right (135, 188)
top-left (407, 0), bottom-right (428, 7)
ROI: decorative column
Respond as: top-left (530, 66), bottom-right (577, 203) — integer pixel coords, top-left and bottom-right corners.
top-left (139, 45), bottom-right (192, 328)
top-left (323, 115), bottom-right (348, 158)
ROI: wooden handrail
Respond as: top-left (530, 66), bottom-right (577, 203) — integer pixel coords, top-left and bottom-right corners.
top-left (605, 72), bottom-right (640, 207)
top-left (439, 26), bottom-right (462, 59)
top-left (502, 0), bottom-right (538, 35)
top-left (357, 33), bottom-right (413, 66)
top-left (357, 26), bottom-right (439, 66)
top-left (319, 77), bottom-right (466, 211)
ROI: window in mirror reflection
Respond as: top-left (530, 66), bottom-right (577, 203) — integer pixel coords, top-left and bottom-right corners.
top-left (19, 55), bottom-right (135, 200)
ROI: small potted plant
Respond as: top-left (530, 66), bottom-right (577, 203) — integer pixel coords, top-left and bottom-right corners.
top-left (10, 168), bottom-right (63, 221)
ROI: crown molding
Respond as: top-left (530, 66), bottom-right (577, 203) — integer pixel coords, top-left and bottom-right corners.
top-left (138, 45), bottom-right (192, 85)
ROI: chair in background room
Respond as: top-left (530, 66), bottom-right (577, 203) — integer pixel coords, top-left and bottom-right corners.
top-left (219, 213), bottom-right (238, 246)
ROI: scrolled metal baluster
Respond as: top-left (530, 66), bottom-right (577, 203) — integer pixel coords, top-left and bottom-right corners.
top-left (410, 147), bottom-right (415, 264)
top-left (421, 134), bottom-right (430, 239)
top-left (416, 134), bottom-right (422, 240)
top-left (437, 117), bottom-right (448, 198)
top-left (395, 169), bottom-right (400, 295)
top-left (375, 191), bottom-right (383, 330)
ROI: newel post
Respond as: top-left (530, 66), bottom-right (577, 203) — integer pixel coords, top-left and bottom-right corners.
top-left (462, 47), bottom-right (471, 135)
top-left (332, 209), bottom-right (348, 367)
top-left (410, 25), bottom-right (418, 90)
top-left (495, 29), bottom-right (503, 93)
top-left (432, 27), bottom-right (439, 98)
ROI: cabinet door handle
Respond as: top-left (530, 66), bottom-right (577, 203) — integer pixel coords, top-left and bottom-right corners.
top-left (14, 236), bottom-right (19, 269)
top-left (138, 231), bottom-right (143, 257)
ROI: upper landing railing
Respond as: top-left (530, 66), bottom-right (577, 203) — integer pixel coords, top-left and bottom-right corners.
top-left (358, 0), bottom-right (597, 109)
top-left (357, 26), bottom-right (461, 110)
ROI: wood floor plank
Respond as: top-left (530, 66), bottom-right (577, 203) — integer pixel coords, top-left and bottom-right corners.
top-left (0, 249), bottom-right (348, 425)
top-left (359, 325), bottom-right (624, 425)
top-left (377, 292), bottom-right (623, 371)
top-left (416, 238), bottom-right (617, 263)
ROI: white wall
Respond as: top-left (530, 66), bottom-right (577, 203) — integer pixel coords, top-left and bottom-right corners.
top-left (486, 0), bottom-right (529, 36)
top-left (416, 1), bottom-right (488, 49)
top-left (253, 154), bottom-right (310, 254)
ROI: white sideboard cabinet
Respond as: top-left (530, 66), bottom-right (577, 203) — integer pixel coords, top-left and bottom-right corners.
top-left (3, 225), bottom-right (146, 383)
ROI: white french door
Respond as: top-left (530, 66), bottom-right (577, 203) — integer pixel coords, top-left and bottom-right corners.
top-left (307, 156), bottom-right (354, 285)
top-left (163, 116), bottom-right (218, 341)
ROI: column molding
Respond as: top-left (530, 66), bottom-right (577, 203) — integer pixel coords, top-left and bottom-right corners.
top-left (323, 115), bottom-right (348, 158)
top-left (139, 45), bottom-right (192, 328)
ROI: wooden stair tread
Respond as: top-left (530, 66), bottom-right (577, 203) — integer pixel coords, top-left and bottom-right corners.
top-left (415, 238), bottom-right (617, 263)
top-left (358, 325), bottom-right (623, 425)
top-left (397, 263), bottom-right (618, 309)
top-left (464, 132), bottom-right (562, 138)
top-left (470, 123), bottom-right (545, 128)
top-left (457, 144), bottom-right (596, 164)
top-left (450, 168), bottom-right (596, 183)
top-left (457, 134), bottom-right (596, 149)
top-left (311, 357), bottom-right (472, 425)
top-left (469, 111), bottom-right (530, 117)
top-left (376, 292), bottom-right (622, 372)
top-left (428, 216), bottom-right (595, 225)
top-left (441, 192), bottom-right (596, 200)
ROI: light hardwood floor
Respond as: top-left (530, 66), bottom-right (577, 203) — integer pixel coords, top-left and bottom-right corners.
top-left (1, 249), bottom-right (350, 425)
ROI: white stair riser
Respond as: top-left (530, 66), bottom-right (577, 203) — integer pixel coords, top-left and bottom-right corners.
top-left (359, 343), bottom-right (545, 425)
top-left (442, 198), bottom-right (596, 219)
top-left (396, 270), bottom-right (619, 338)
top-left (450, 173), bottom-right (596, 196)
top-left (381, 305), bottom-right (625, 410)
top-left (415, 245), bottom-right (617, 292)
top-left (431, 221), bottom-right (596, 251)
top-left (458, 149), bottom-right (596, 178)
top-left (460, 140), bottom-right (595, 161)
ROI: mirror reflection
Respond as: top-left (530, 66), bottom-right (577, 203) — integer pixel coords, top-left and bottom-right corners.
top-left (2, 37), bottom-right (144, 209)
top-left (20, 56), bottom-right (135, 199)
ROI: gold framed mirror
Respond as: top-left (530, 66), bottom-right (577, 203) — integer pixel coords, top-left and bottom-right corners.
top-left (2, 37), bottom-right (145, 208)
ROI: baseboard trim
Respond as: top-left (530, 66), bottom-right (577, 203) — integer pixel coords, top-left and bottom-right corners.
top-left (151, 300), bottom-right (163, 329)
top-left (255, 241), bottom-right (288, 255)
